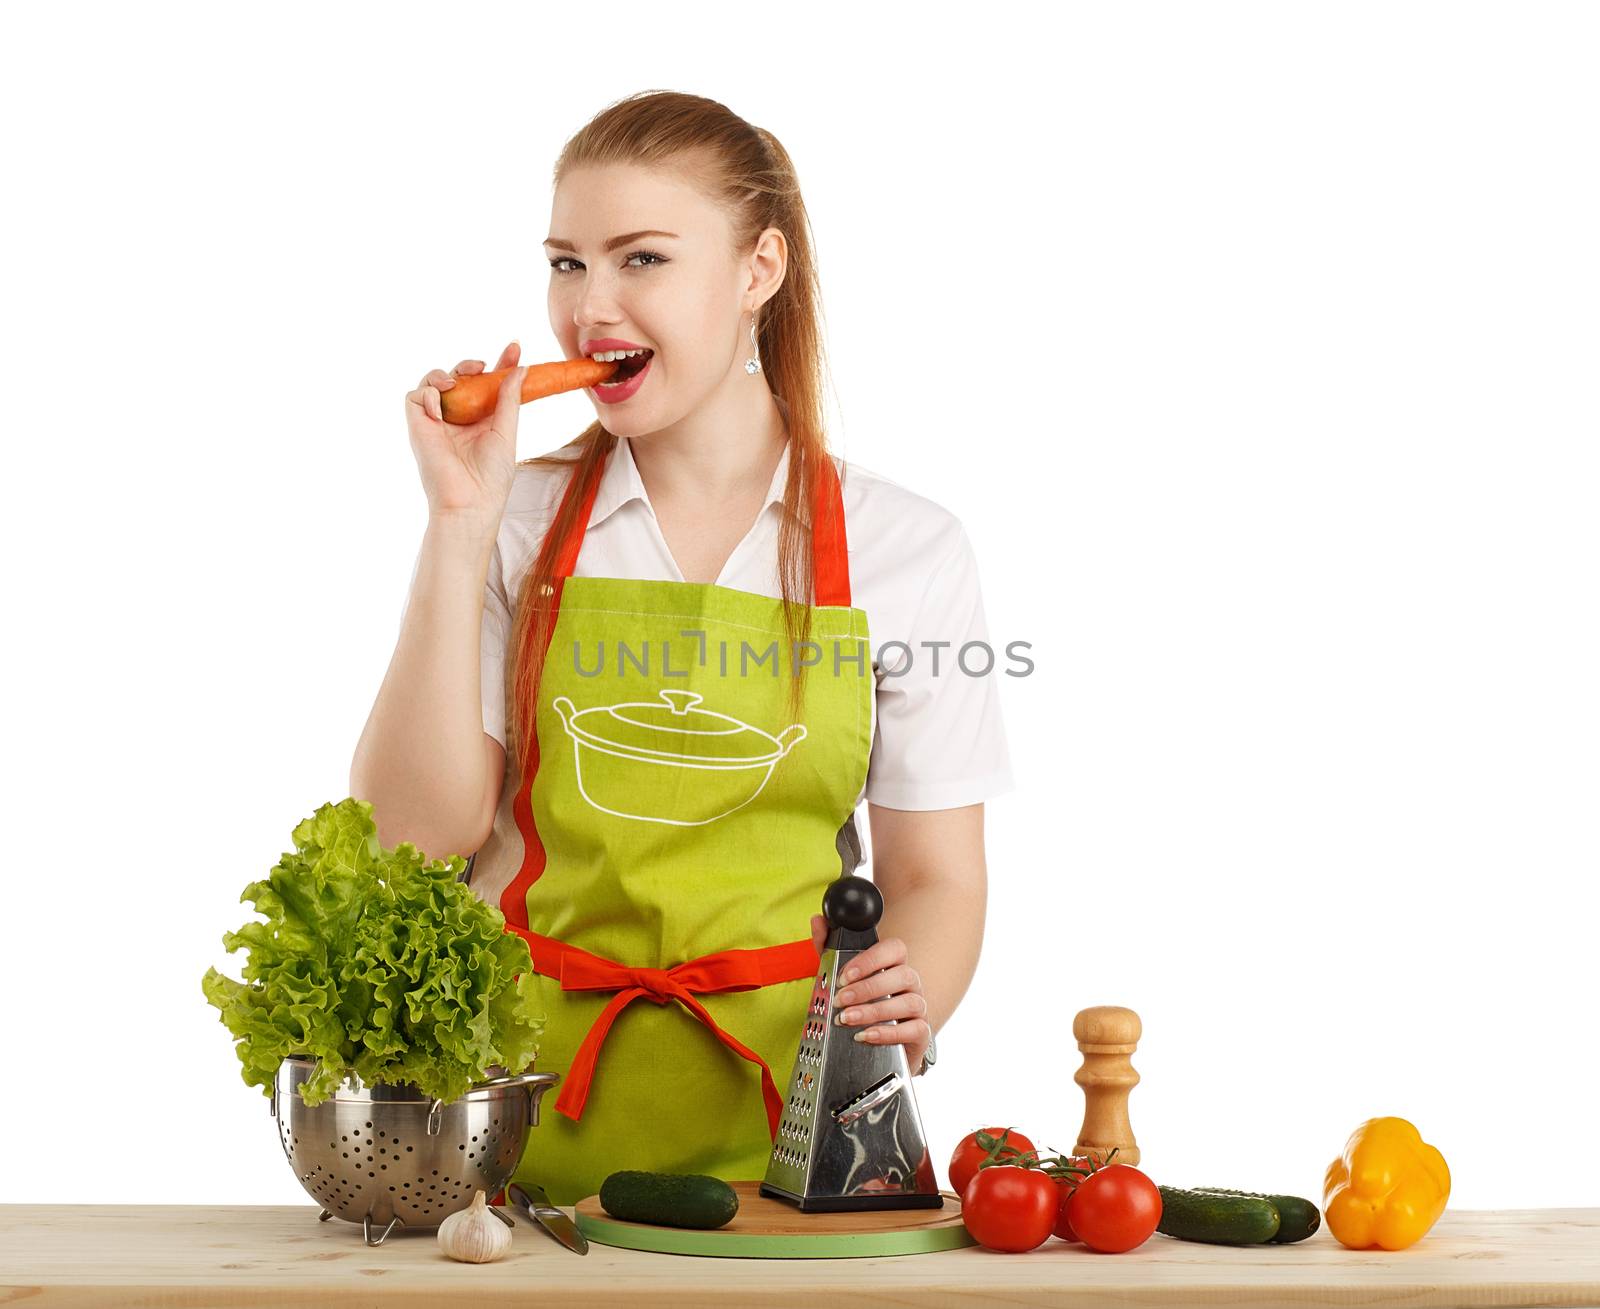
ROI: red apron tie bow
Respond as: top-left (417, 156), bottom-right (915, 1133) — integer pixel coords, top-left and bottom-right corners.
top-left (508, 927), bottom-right (821, 1137)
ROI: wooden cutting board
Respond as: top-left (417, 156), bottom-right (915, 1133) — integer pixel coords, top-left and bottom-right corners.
top-left (573, 1181), bottom-right (976, 1258)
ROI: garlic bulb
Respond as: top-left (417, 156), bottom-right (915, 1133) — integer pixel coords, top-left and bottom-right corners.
top-left (437, 1189), bottom-right (513, 1263)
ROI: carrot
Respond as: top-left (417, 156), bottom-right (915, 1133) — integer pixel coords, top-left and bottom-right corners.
top-left (438, 357), bottom-right (621, 425)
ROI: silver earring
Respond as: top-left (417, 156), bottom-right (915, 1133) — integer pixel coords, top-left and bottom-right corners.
top-left (744, 314), bottom-right (762, 375)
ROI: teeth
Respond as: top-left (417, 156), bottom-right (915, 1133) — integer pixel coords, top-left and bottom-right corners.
top-left (588, 348), bottom-right (649, 362)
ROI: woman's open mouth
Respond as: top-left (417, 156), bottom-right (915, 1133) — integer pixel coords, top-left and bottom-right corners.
top-left (591, 349), bottom-right (653, 402)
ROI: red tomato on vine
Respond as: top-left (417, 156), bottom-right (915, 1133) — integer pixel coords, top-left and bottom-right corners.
top-left (961, 1164), bottom-right (1059, 1253)
top-left (1052, 1176), bottom-right (1081, 1241)
top-left (1065, 1163), bottom-right (1163, 1253)
top-left (948, 1127), bottom-right (1037, 1198)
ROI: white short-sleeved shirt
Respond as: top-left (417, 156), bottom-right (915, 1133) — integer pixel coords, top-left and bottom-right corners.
top-left (404, 436), bottom-right (1015, 815)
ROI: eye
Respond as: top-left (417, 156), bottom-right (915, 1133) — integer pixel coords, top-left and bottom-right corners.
top-left (548, 249), bottom-right (668, 274)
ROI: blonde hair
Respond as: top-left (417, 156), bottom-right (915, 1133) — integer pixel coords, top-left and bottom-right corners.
top-left (505, 90), bottom-right (839, 776)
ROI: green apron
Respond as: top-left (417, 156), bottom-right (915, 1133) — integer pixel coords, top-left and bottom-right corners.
top-left (497, 445), bottom-right (872, 1206)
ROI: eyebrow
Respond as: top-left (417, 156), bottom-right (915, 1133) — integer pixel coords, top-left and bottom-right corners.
top-left (543, 229), bottom-right (680, 253)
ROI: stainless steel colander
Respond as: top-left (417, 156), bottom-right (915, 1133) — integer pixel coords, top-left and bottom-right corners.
top-left (270, 1055), bottom-right (560, 1245)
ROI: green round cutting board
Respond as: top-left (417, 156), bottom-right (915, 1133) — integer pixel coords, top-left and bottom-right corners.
top-left (574, 1181), bottom-right (976, 1258)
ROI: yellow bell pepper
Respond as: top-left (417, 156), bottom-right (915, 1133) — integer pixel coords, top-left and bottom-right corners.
top-left (1324, 1116), bottom-right (1450, 1250)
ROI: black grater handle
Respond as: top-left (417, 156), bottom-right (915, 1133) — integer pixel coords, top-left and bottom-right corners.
top-left (822, 875), bottom-right (881, 954)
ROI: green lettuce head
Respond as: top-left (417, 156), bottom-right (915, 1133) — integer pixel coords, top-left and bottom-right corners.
top-left (202, 797), bottom-right (544, 1106)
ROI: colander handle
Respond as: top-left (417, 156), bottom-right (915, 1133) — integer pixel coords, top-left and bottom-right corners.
top-left (473, 1069), bottom-right (561, 1128)
top-left (471, 1070), bottom-right (559, 1093)
top-left (270, 1056), bottom-right (325, 1120)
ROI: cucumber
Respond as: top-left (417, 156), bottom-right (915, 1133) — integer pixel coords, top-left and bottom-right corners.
top-left (1193, 1186), bottom-right (1321, 1243)
top-left (1157, 1186), bottom-right (1281, 1245)
top-left (598, 1170), bottom-right (740, 1230)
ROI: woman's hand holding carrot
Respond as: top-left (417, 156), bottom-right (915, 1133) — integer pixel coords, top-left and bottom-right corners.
top-left (404, 340), bottom-right (527, 532)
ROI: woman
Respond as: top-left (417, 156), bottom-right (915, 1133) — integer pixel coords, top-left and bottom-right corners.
top-left (351, 90), bottom-right (1013, 1207)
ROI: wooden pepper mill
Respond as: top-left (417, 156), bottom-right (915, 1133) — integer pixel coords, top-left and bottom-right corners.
top-left (1072, 1005), bottom-right (1142, 1167)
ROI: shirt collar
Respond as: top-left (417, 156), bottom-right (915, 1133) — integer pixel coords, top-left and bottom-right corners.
top-left (585, 434), bottom-right (650, 529)
top-left (587, 433), bottom-right (808, 530)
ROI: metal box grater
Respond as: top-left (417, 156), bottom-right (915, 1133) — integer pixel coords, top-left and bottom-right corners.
top-left (759, 868), bottom-right (942, 1212)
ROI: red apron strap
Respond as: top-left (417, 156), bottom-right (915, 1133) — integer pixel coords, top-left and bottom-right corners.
top-left (810, 451), bottom-right (851, 608)
top-left (498, 454), bottom-right (604, 930)
top-left (551, 453), bottom-right (601, 581)
top-left (506, 927), bottom-right (820, 1135)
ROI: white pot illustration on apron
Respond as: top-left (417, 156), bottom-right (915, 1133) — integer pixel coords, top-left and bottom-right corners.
top-left (551, 688), bottom-right (808, 826)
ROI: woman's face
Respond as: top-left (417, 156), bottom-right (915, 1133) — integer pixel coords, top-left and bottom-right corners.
top-left (545, 162), bottom-right (775, 432)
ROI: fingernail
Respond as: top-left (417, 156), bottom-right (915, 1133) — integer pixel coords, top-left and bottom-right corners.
top-left (853, 1029), bottom-right (870, 1043)
top-left (842, 968), bottom-right (859, 983)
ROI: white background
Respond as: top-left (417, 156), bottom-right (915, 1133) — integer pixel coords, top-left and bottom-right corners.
top-left (4, 1), bottom-right (1596, 1213)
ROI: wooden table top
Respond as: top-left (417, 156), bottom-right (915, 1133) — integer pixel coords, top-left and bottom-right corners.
top-left (2, 1203), bottom-right (1598, 1306)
